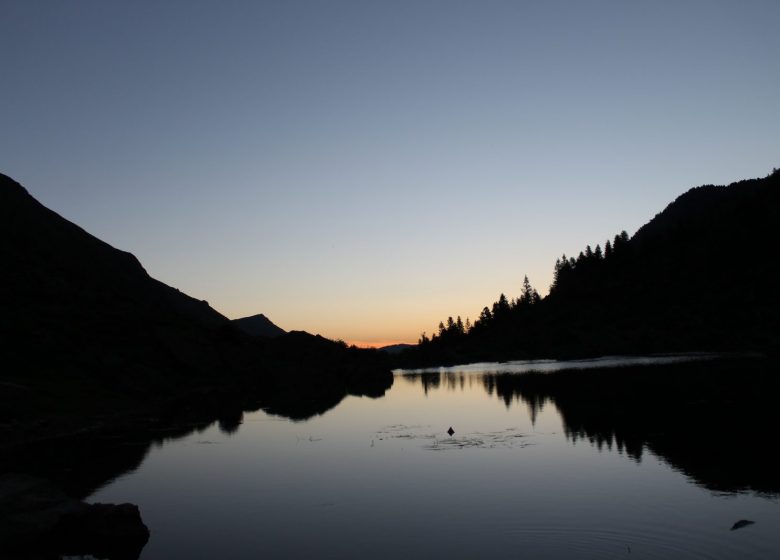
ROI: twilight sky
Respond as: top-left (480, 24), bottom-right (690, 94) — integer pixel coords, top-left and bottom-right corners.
top-left (2, 1), bottom-right (779, 346)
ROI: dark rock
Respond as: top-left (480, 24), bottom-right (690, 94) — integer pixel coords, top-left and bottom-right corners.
top-left (730, 519), bottom-right (755, 531)
top-left (0, 473), bottom-right (148, 559)
top-left (0, 473), bottom-right (85, 544)
top-left (56, 502), bottom-right (149, 559)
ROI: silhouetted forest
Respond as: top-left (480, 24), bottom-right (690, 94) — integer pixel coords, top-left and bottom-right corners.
top-left (401, 169), bottom-right (780, 366)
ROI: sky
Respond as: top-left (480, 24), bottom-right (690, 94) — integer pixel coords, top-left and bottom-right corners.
top-left (2, 1), bottom-right (779, 346)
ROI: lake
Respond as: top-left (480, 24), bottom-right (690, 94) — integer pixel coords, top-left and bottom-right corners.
top-left (89, 355), bottom-right (780, 559)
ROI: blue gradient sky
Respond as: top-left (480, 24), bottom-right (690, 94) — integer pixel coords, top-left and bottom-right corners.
top-left (2, 1), bottom-right (779, 345)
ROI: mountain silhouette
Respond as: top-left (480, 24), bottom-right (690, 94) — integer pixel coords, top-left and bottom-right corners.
top-left (1, 173), bottom-right (231, 378)
top-left (402, 169), bottom-right (780, 365)
top-left (232, 313), bottom-right (286, 338)
top-left (0, 172), bottom-right (392, 447)
top-left (378, 343), bottom-right (415, 354)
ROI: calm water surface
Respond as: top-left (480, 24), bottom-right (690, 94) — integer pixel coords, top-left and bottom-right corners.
top-left (90, 357), bottom-right (780, 559)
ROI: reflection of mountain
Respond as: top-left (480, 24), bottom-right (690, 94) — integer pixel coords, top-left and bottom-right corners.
top-left (406, 358), bottom-right (780, 495)
top-left (3, 362), bottom-right (392, 558)
top-left (258, 331), bottom-right (394, 420)
top-left (5, 366), bottom-right (392, 505)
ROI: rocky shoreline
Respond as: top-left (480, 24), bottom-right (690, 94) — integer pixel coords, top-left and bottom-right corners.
top-left (1, 474), bottom-right (149, 559)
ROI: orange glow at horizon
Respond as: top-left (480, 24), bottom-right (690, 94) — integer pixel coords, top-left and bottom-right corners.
top-left (346, 339), bottom-right (415, 349)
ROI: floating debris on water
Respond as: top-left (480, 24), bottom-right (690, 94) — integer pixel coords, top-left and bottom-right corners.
top-left (374, 425), bottom-right (533, 451)
top-left (730, 519), bottom-right (755, 531)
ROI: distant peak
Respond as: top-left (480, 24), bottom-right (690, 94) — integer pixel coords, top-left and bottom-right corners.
top-left (232, 313), bottom-right (286, 338)
top-left (245, 313), bottom-right (269, 320)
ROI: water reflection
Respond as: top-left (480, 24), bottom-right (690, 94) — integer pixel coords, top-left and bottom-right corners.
top-left (402, 356), bottom-right (780, 495)
top-left (217, 411), bottom-right (244, 435)
top-left (8, 355), bottom-right (778, 559)
top-left (76, 354), bottom-right (780, 560)
top-left (401, 353), bottom-right (723, 375)
top-left (3, 371), bottom-right (394, 501)
top-left (1, 371), bottom-right (394, 559)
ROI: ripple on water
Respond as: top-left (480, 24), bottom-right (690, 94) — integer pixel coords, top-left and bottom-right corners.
top-left (373, 425), bottom-right (534, 451)
top-left (499, 518), bottom-right (760, 560)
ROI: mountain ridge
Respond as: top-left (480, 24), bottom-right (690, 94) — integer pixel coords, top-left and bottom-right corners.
top-left (400, 169), bottom-right (780, 366)
top-left (0, 172), bottom-right (392, 449)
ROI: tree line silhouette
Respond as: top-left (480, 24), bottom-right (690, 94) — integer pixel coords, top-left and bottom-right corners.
top-left (400, 169), bottom-right (780, 366)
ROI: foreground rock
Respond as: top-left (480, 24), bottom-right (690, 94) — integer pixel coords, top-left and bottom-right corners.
top-left (0, 474), bottom-right (149, 559)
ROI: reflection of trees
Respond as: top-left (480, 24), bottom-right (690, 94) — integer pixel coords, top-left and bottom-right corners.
top-left (406, 358), bottom-right (780, 495)
top-left (218, 411), bottom-right (244, 435)
top-left (409, 371), bottom-right (548, 424)
top-left (486, 374), bottom-right (547, 425)
top-left (514, 359), bottom-right (780, 494)
top-left (408, 372), bottom-right (441, 395)
top-left (444, 371), bottom-right (468, 392)
top-left (404, 371), bottom-right (472, 396)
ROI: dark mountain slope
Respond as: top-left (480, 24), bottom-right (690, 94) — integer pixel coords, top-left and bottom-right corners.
top-left (0, 173), bottom-right (392, 445)
top-left (1, 175), bottom-right (226, 326)
top-left (232, 313), bottom-right (286, 338)
top-left (378, 343), bottom-right (415, 354)
top-left (0, 173), bottom-right (238, 385)
top-left (563, 170), bottom-right (780, 354)
top-left (401, 169), bottom-right (780, 365)
top-left (544, 171), bottom-right (780, 355)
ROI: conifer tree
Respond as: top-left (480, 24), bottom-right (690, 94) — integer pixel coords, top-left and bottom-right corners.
top-left (493, 294), bottom-right (510, 318)
top-left (520, 275), bottom-right (536, 306)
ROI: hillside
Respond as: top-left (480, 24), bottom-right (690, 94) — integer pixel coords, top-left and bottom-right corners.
top-left (401, 169), bottom-right (780, 365)
top-left (378, 343), bottom-right (415, 354)
top-left (1, 173), bottom-right (235, 383)
top-left (0, 173), bottom-right (392, 446)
